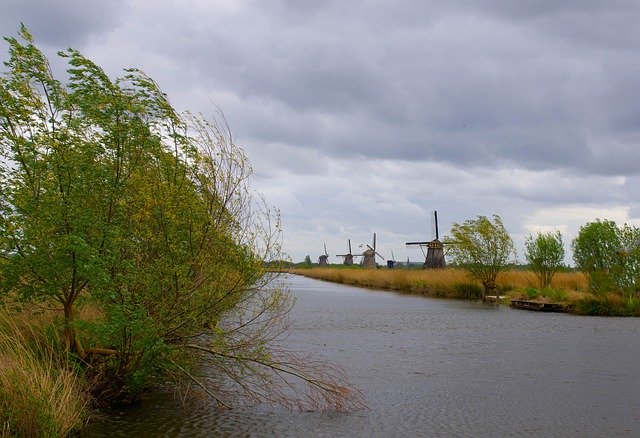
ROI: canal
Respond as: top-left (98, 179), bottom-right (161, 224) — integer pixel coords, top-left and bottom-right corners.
top-left (86, 274), bottom-right (640, 437)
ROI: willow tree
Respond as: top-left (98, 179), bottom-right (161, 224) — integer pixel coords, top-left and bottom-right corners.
top-left (0, 26), bottom-right (363, 410)
top-left (524, 230), bottom-right (565, 288)
top-left (446, 214), bottom-right (515, 299)
top-left (572, 219), bottom-right (640, 295)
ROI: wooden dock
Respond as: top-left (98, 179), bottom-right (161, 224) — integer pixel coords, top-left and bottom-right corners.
top-left (510, 300), bottom-right (570, 313)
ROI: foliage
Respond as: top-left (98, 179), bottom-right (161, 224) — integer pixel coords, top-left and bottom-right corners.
top-left (524, 230), bottom-right (565, 287)
top-left (524, 286), bottom-right (568, 302)
top-left (571, 219), bottom-right (640, 295)
top-left (572, 295), bottom-right (640, 317)
top-left (304, 255), bottom-right (312, 266)
top-left (0, 25), bottom-right (362, 412)
top-left (445, 215), bottom-right (516, 297)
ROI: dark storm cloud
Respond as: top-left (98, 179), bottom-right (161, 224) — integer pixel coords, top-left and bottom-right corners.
top-left (120, 0), bottom-right (637, 177)
top-left (0, 0), bottom-right (127, 47)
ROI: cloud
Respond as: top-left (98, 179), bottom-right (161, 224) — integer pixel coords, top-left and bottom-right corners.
top-left (0, 0), bottom-right (128, 47)
top-left (3, 1), bottom-right (640, 263)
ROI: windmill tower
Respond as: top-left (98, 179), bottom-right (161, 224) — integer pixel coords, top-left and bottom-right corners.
top-left (406, 211), bottom-right (446, 269)
top-left (361, 233), bottom-right (385, 268)
top-left (318, 243), bottom-right (329, 266)
top-left (336, 239), bottom-right (356, 266)
top-left (387, 250), bottom-right (396, 269)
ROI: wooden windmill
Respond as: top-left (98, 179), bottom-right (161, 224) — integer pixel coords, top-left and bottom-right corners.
top-left (361, 233), bottom-right (385, 268)
top-left (318, 243), bottom-right (329, 266)
top-left (406, 211), bottom-right (446, 269)
top-left (336, 239), bottom-right (356, 266)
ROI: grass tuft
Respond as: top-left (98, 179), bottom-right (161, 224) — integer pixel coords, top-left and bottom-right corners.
top-left (0, 307), bottom-right (89, 436)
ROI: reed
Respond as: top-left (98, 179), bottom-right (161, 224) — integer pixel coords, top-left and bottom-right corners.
top-left (291, 267), bottom-right (588, 300)
top-left (0, 307), bottom-right (89, 436)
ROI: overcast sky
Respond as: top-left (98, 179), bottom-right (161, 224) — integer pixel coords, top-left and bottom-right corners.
top-left (3, 0), bottom-right (640, 265)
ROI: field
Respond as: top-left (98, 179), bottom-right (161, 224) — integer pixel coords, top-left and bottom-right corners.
top-left (288, 266), bottom-right (640, 316)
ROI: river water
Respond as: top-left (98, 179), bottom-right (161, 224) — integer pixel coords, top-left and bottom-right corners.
top-left (85, 274), bottom-right (640, 437)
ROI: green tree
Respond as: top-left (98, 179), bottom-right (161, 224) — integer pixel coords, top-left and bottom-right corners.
top-left (0, 26), bottom-right (363, 411)
top-left (572, 219), bottom-right (640, 295)
top-left (304, 255), bottom-right (312, 265)
top-left (446, 214), bottom-right (516, 299)
top-left (524, 230), bottom-right (565, 288)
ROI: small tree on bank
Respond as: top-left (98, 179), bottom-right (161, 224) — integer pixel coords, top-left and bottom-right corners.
top-left (525, 230), bottom-right (565, 288)
top-left (446, 214), bottom-right (516, 299)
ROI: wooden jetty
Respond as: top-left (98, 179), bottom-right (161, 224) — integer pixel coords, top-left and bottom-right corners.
top-left (510, 300), bottom-right (570, 313)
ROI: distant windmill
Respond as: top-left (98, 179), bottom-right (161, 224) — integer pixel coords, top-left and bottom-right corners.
top-left (336, 239), bottom-right (356, 266)
top-left (361, 233), bottom-right (385, 268)
top-left (406, 210), bottom-right (447, 269)
top-left (387, 250), bottom-right (396, 269)
top-left (318, 243), bottom-right (329, 266)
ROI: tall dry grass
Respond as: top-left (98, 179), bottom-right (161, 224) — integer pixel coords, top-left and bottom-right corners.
top-left (0, 307), bottom-right (89, 437)
top-left (291, 267), bottom-right (589, 299)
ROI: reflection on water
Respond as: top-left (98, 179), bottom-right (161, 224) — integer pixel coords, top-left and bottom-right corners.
top-left (85, 275), bottom-right (640, 437)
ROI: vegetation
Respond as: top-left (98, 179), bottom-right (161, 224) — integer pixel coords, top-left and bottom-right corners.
top-left (291, 265), bottom-right (640, 316)
top-left (292, 266), bottom-right (586, 300)
top-left (525, 230), bottom-right (565, 287)
top-left (445, 215), bottom-right (516, 298)
top-left (0, 307), bottom-right (88, 436)
top-left (572, 219), bottom-right (640, 296)
top-left (0, 25), bottom-right (363, 432)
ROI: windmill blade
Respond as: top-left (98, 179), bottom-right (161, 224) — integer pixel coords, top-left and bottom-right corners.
top-left (373, 233), bottom-right (376, 251)
top-left (348, 239), bottom-right (352, 254)
top-left (324, 243), bottom-right (328, 256)
top-left (391, 250), bottom-right (395, 261)
top-left (367, 244), bottom-right (385, 261)
top-left (406, 241), bottom-right (429, 246)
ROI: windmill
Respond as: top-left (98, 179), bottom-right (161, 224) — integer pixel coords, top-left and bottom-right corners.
top-left (336, 239), bottom-right (356, 266)
top-left (387, 250), bottom-right (396, 269)
top-left (406, 210), bottom-right (447, 269)
top-left (361, 233), bottom-right (385, 268)
top-left (318, 243), bottom-right (329, 266)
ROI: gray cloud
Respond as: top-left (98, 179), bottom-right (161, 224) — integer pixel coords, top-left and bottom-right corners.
top-left (3, 0), bottom-right (640, 262)
top-left (0, 0), bottom-right (127, 47)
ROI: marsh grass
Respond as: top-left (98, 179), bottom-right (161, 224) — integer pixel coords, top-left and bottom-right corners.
top-left (292, 267), bottom-right (588, 301)
top-left (0, 307), bottom-right (89, 436)
top-left (572, 294), bottom-right (640, 316)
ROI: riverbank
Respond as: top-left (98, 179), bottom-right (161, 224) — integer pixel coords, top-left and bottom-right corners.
top-left (289, 267), bottom-right (640, 316)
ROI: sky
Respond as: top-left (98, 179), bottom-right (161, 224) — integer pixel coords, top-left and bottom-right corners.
top-left (3, 0), bottom-right (640, 265)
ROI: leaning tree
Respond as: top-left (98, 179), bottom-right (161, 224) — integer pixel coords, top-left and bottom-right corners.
top-left (0, 25), bottom-right (363, 410)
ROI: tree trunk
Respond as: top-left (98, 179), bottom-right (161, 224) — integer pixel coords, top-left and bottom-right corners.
top-left (482, 281), bottom-right (498, 305)
top-left (63, 301), bottom-right (85, 359)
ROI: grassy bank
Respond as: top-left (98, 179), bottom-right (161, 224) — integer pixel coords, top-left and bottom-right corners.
top-left (0, 307), bottom-right (89, 436)
top-left (289, 267), bottom-right (640, 316)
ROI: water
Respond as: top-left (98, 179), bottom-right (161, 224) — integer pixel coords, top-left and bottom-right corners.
top-left (85, 275), bottom-right (640, 437)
